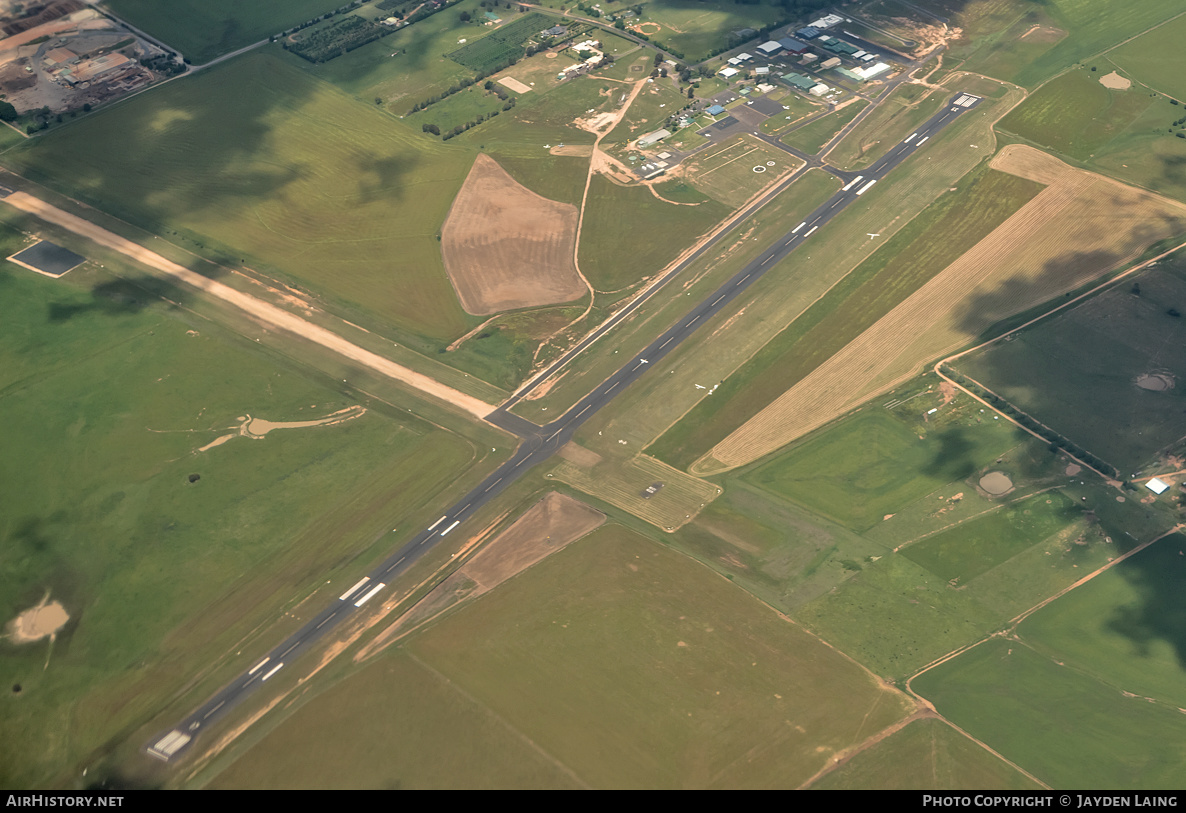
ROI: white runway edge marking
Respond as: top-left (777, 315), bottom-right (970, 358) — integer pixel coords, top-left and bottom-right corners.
top-left (248, 658), bottom-right (270, 675)
top-left (485, 477), bottom-right (503, 491)
top-left (856, 179), bottom-right (877, 195)
top-left (917, 136), bottom-right (929, 145)
top-left (339, 577), bottom-right (370, 601)
top-left (261, 662), bottom-right (284, 681)
top-left (841, 174), bottom-right (865, 191)
top-left (791, 222), bottom-right (806, 234)
top-left (804, 225), bottom-right (819, 237)
top-left (315, 612), bottom-right (335, 629)
top-left (659, 336), bottom-right (674, 348)
top-left (203, 700), bottom-right (226, 720)
top-left (353, 583), bottom-right (386, 607)
top-left (427, 515), bottom-right (447, 531)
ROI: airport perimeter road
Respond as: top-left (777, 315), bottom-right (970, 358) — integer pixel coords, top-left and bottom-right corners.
top-left (147, 90), bottom-right (983, 764)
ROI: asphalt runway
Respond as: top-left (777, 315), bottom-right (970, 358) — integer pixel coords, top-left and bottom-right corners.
top-left (147, 90), bottom-right (983, 763)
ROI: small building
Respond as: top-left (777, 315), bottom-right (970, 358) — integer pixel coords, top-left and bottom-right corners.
top-left (484, 11), bottom-right (502, 23)
top-left (636, 161), bottom-right (666, 179)
top-left (756, 40), bottom-right (782, 56)
top-left (782, 72), bottom-right (816, 91)
top-left (820, 56), bottom-right (841, 69)
top-left (706, 104), bottom-right (726, 116)
top-left (718, 66), bottom-right (740, 78)
top-left (836, 67), bottom-right (864, 82)
top-left (1147, 478), bottom-right (1170, 494)
top-left (809, 13), bottom-right (845, 29)
top-left (795, 26), bottom-right (821, 39)
top-left (809, 83), bottom-right (829, 96)
top-left (799, 53), bottom-right (818, 65)
top-left (637, 128), bottom-right (672, 148)
top-left (754, 65), bottom-right (770, 76)
top-left (543, 25), bottom-right (567, 36)
top-left (736, 52), bottom-right (754, 62)
top-left (727, 57), bottom-right (742, 66)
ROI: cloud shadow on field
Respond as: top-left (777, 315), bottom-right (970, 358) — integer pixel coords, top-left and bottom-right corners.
top-left (47, 272), bottom-right (213, 322)
top-left (1103, 532), bottom-right (1186, 672)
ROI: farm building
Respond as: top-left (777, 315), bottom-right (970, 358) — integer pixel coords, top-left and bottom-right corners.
top-left (756, 40), bottom-right (782, 56)
top-left (637, 128), bottom-right (672, 148)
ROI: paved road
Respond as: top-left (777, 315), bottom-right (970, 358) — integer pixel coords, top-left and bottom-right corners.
top-left (146, 90), bottom-right (983, 763)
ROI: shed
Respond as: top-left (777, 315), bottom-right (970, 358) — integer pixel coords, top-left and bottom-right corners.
top-left (719, 66), bottom-right (740, 78)
top-left (778, 37), bottom-right (810, 54)
top-left (820, 56), bottom-right (841, 69)
top-left (1147, 478), bottom-right (1170, 494)
top-left (637, 128), bottom-right (672, 147)
top-left (757, 40), bottom-right (782, 55)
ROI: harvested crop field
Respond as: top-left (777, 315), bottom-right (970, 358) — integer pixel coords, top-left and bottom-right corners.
top-left (701, 146), bottom-right (1186, 472)
top-left (441, 154), bottom-right (586, 315)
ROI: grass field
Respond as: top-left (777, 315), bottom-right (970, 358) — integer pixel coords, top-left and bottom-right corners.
top-left (204, 652), bottom-right (582, 789)
top-left (1108, 14), bottom-right (1186, 101)
top-left (3, 51), bottom-right (477, 346)
top-left (911, 637), bottom-right (1186, 788)
top-left (107, 0), bottom-right (346, 64)
top-left (651, 164), bottom-right (1043, 470)
top-left (745, 402), bottom-right (1024, 533)
top-left (996, 69), bottom-right (1156, 161)
top-left (577, 175), bottom-right (730, 292)
top-left (680, 134), bottom-right (801, 208)
top-left (810, 717), bottom-right (1041, 790)
top-left (782, 100), bottom-right (869, 155)
top-left (628, 0), bottom-right (792, 62)
top-left (924, 0), bottom-right (1186, 88)
top-left (901, 491), bottom-right (1080, 584)
top-left (826, 83), bottom-right (949, 170)
top-left (404, 523), bottom-right (913, 788)
top-left (957, 255), bottom-right (1186, 473)
top-left (0, 245), bottom-right (480, 787)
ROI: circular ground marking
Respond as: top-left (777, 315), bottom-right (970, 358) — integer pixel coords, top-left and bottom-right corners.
top-left (752, 165), bottom-right (766, 173)
top-left (1136, 372), bottom-right (1174, 391)
top-left (979, 471), bottom-right (1013, 496)
top-left (767, 161), bottom-right (775, 166)
top-left (1065, 464), bottom-right (1082, 476)
top-left (545, 52), bottom-right (558, 59)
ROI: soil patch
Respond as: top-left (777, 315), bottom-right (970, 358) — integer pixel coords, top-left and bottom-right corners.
top-left (1099, 71), bottom-right (1131, 90)
top-left (1136, 372), bottom-right (1174, 391)
top-left (6, 595), bottom-right (68, 644)
top-left (978, 471), bottom-right (1013, 496)
top-left (557, 441), bottom-right (603, 467)
top-left (497, 76), bottom-right (533, 94)
top-left (550, 144), bottom-right (594, 157)
top-left (441, 154), bottom-right (585, 315)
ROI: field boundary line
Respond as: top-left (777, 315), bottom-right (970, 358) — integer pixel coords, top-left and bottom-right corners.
top-left (889, 483), bottom-right (1065, 553)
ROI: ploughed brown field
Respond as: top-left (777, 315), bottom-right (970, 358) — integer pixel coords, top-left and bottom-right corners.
top-left (441, 154), bottom-right (586, 315)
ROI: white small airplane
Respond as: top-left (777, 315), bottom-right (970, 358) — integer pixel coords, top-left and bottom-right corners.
top-left (639, 358), bottom-right (649, 364)
top-left (867, 233), bottom-right (881, 238)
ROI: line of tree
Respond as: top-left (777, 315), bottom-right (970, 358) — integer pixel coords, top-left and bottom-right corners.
top-left (940, 365), bottom-right (1119, 478)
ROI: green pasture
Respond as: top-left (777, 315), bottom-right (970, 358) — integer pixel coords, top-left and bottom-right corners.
top-left (912, 638), bottom-right (1186, 788)
top-left (1109, 14), bottom-right (1186, 101)
top-left (108, 0), bottom-right (345, 63)
top-left (651, 166), bottom-right (1043, 470)
top-left (957, 258), bottom-right (1186, 473)
top-left (602, 81), bottom-right (688, 147)
top-left (746, 403), bottom-right (1024, 534)
top-left (795, 551), bottom-right (1000, 680)
top-left (782, 99), bottom-right (868, 155)
top-left (4, 51), bottom-right (477, 345)
top-left (902, 491), bottom-right (1080, 584)
top-left (629, 0), bottom-right (793, 62)
top-left (811, 717), bottom-right (1041, 790)
top-left (996, 68), bottom-right (1155, 160)
top-left (285, 0), bottom-right (489, 112)
top-left (1019, 533), bottom-right (1186, 710)
top-left (407, 83), bottom-right (509, 136)
top-left (205, 652), bottom-right (580, 789)
top-left (407, 523), bottom-right (912, 788)
top-left (923, 0), bottom-right (1185, 88)
top-left (0, 257), bottom-right (477, 788)
top-left (1083, 98), bottom-right (1186, 205)
top-left (759, 92), bottom-right (824, 135)
top-left (578, 175), bottom-right (729, 292)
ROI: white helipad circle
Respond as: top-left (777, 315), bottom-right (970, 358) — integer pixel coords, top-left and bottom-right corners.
top-left (767, 161), bottom-right (775, 166)
top-left (752, 165), bottom-right (766, 173)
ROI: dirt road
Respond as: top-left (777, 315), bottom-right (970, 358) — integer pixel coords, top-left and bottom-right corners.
top-left (4, 192), bottom-right (495, 419)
